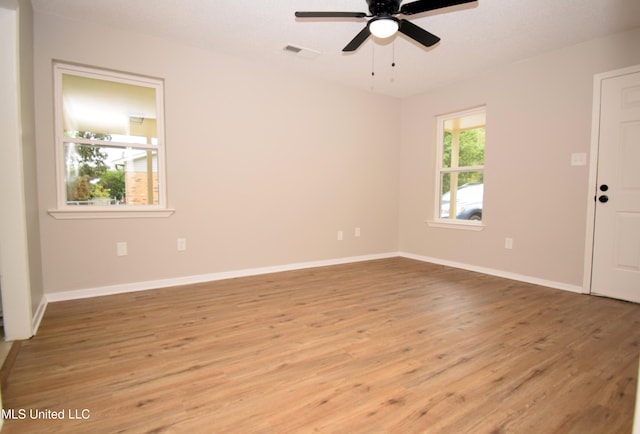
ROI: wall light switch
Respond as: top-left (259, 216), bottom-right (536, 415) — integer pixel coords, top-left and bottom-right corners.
top-left (571, 153), bottom-right (587, 166)
top-left (355, 227), bottom-right (361, 237)
top-left (337, 230), bottom-right (344, 241)
top-left (116, 242), bottom-right (128, 256)
top-left (505, 238), bottom-right (513, 250)
top-left (177, 238), bottom-right (187, 252)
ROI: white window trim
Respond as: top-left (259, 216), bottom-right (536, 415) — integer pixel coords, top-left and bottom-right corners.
top-left (430, 106), bottom-right (486, 229)
top-left (48, 209), bottom-right (175, 220)
top-left (48, 62), bottom-right (173, 220)
top-left (426, 219), bottom-right (485, 231)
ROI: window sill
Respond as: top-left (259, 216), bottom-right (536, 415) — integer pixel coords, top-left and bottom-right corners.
top-left (425, 219), bottom-right (485, 231)
top-left (48, 208), bottom-right (175, 220)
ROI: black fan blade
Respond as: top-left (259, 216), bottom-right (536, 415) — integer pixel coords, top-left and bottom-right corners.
top-left (398, 19), bottom-right (440, 47)
top-left (400, 0), bottom-right (476, 16)
top-left (343, 26), bottom-right (371, 52)
top-left (295, 11), bottom-right (367, 18)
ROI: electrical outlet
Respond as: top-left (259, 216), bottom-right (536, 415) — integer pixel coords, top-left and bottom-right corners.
top-left (116, 242), bottom-right (128, 256)
top-left (177, 238), bottom-right (187, 252)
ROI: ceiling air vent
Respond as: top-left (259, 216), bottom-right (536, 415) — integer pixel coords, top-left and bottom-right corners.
top-left (284, 45), bottom-right (303, 54)
top-left (282, 44), bottom-right (320, 59)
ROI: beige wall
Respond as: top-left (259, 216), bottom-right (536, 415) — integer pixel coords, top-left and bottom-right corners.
top-left (31, 9), bottom-right (640, 296)
top-left (33, 12), bottom-right (401, 294)
top-left (398, 27), bottom-right (640, 287)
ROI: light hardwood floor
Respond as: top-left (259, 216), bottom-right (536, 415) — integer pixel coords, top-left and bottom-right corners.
top-left (2, 258), bottom-right (639, 433)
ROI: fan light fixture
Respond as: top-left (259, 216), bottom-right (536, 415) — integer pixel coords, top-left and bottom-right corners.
top-left (368, 17), bottom-right (399, 39)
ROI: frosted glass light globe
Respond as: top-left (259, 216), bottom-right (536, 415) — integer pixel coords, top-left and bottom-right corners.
top-left (369, 18), bottom-right (399, 39)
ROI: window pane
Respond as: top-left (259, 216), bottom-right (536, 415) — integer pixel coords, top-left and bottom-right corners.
top-left (441, 111), bottom-right (486, 168)
top-left (442, 131), bottom-right (452, 168)
top-left (459, 127), bottom-right (485, 167)
top-left (62, 73), bottom-right (157, 144)
top-left (64, 143), bottom-right (158, 206)
top-left (440, 172), bottom-right (484, 221)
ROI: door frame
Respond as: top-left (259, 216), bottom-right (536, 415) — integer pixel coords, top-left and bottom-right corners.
top-left (0, 0), bottom-right (35, 340)
top-left (583, 64), bottom-right (640, 294)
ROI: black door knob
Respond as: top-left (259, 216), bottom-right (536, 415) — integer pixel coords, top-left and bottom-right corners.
top-left (600, 184), bottom-right (609, 192)
top-left (598, 195), bottom-right (609, 203)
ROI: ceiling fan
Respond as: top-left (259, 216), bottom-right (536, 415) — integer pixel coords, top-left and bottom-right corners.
top-left (295, 0), bottom-right (477, 52)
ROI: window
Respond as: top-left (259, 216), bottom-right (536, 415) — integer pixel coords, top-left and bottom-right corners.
top-left (50, 63), bottom-right (172, 219)
top-left (434, 107), bottom-right (486, 227)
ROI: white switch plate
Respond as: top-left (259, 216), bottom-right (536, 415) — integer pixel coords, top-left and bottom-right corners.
top-left (337, 230), bottom-right (344, 241)
top-left (571, 153), bottom-right (587, 166)
top-left (355, 227), bottom-right (361, 237)
top-left (177, 238), bottom-right (187, 251)
top-left (116, 242), bottom-right (128, 256)
top-left (505, 238), bottom-right (513, 249)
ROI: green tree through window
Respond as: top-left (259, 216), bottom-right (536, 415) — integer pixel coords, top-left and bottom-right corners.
top-left (65, 132), bottom-right (126, 203)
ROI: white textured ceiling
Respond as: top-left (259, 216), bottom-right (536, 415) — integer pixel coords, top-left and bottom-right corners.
top-left (30, 0), bottom-right (640, 98)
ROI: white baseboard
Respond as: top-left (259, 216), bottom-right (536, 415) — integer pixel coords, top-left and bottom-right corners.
top-left (634, 356), bottom-right (640, 434)
top-left (398, 252), bottom-right (584, 294)
top-left (44, 252), bottom-right (398, 303)
top-left (31, 296), bottom-right (48, 336)
top-left (43, 252), bottom-right (583, 306)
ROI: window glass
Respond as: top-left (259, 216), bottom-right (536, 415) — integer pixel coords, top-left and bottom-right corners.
top-left (440, 173), bottom-right (484, 221)
top-left (63, 143), bottom-right (158, 206)
top-left (62, 74), bottom-right (157, 143)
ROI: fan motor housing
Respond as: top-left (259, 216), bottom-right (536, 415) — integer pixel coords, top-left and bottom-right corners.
top-left (367, 0), bottom-right (401, 16)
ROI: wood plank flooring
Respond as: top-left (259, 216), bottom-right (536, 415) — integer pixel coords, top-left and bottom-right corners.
top-left (2, 257), bottom-right (639, 433)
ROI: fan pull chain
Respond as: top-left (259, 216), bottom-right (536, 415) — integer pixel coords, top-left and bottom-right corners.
top-left (370, 43), bottom-right (375, 91)
top-left (371, 43), bottom-right (375, 77)
top-left (392, 39), bottom-right (396, 68)
top-left (390, 39), bottom-right (396, 83)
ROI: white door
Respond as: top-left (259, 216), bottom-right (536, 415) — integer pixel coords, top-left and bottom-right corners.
top-left (591, 68), bottom-right (640, 303)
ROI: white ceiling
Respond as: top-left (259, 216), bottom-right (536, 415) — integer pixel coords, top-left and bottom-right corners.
top-left (30, 0), bottom-right (640, 98)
